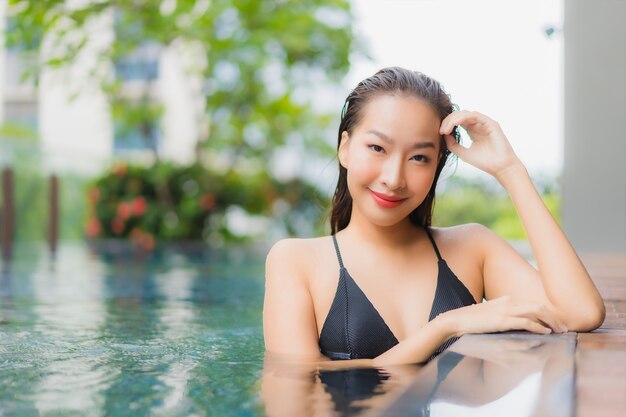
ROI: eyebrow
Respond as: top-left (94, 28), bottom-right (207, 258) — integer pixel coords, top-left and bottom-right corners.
top-left (366, 129), bottom-right (436, 150)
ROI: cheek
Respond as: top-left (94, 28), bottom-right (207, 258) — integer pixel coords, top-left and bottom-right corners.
top-left (407, 168), bottom-right (437, 194)
top-left (347, 149), bottom-right (379, 182)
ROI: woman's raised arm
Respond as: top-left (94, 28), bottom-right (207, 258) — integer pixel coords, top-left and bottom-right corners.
top-left (440, 111), bottom-right (605, 331)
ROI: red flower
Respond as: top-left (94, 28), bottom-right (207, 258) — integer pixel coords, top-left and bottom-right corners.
top-left (85, 218), bottom-right (101, 238)
top-left (117, 201), bottom-right (133, 220)
top-left (111, 217), bottom-right (125, 235)
top-left (133, 196), bottom-right (147, 216)
top-left (199, 193), bottom-right (215, 211)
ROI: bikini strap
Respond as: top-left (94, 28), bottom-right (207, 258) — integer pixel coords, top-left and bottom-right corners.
top-left (331, 234), bottom-right (345, 269)
top-left (424, 227), bottom-right (443, 261)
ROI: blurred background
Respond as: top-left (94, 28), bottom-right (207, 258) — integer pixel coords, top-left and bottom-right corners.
top-left (0, 0), bottom-right (623, 253)
top-left (1, 1), bottom-right (624, 415)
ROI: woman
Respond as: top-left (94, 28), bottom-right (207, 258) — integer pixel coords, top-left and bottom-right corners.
top-left (263, 67), bottom-right (605, 367)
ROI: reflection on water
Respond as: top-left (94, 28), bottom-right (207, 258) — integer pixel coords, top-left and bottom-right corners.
top-left (260, 334), bottom-right (575, 417)
top-left (381, 333), bottom-right (575, 417)
top-left (319, 368), bottom-right (391, 415)
top-left (0, 242), bottom-right (267, 416)
top-left (261, 357), bottom-right (425, 417)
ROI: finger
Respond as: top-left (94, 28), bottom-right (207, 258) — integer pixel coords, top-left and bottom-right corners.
top-left (510, 305), bottom-right (568, 333)
top-left (533, 309), bottom-right (568, 333)
top-left (509, 317), bottom-right (552, 335)
top-left (443, 134), bottom-right (468, 159)
top-left (440, 111), bottom-right (486, 135)
top-left (537, 317), bottom-right (568, 334)
top-left (439, 110), bottom-right (462, 134)
top-left (439, 110), bottom-right (471, 135)
top-left (441, 114), bottom-right (497, 142)
top-left (514, 305), bottom-right (567, 333)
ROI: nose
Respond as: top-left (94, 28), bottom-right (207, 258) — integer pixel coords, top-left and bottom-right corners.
top-left (380, 157), bottom-right (405, 191)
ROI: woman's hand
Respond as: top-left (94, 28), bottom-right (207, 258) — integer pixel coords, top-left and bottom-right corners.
top-left (439, 110), bottom-right (523, 180)
top-left (438, 295), bottom-right (569, 338)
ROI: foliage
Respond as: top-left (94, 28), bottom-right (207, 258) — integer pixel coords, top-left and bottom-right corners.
top-left (0, 139), bottom-right (89, 242)
top-left (86, 161), bottom-right (327, 248)
top-left (6, 0), bottom-right (358, 246)
top-left (433, 175), bottom-right (561, 239)
top-left (0, 123), bottom-right (38, 141)
top-left (5, 2), bottom-right (563, 244)
top-left (6, 0), bottom-right (358, 167)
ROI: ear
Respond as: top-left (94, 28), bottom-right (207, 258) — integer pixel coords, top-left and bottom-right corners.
top-left (338, 131), bottom-right (350, 168)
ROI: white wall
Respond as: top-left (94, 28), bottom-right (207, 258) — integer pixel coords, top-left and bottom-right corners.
top-left (39, 10), bottom-right (114, 174)
top-left (563, 0), bottom-right (626, 253)
top-left (9, 7), bottom-right (203, 173)
top-left (157, 43), bottom-right (205, 165)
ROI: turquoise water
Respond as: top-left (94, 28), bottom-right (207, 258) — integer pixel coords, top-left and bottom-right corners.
top-left (0, 242), bottom-right (574, 416)
top-left (0, 242), bottom-right (267, 416)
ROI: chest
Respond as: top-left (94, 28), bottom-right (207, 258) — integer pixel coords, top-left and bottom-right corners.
top-left (315, 261), bottom-right (480, 359)
top-left (310, 253), bottom-right (481, 342)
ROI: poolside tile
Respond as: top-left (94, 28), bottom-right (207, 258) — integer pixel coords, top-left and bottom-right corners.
top-left (600, 301), bottom-right (626, 329)
top-left (576, 253), bottom-right (626, 417)
top-left (578, 329), bottom-right (626, 350)
top-left (576, 349), bottom-right (626, 417)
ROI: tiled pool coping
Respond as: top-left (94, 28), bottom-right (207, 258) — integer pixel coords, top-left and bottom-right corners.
top-left (576, 254), bottom-right (626, 417)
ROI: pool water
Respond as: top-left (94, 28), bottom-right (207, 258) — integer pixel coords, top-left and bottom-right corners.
top-left (0, 242), bottom-right (576, 417)
top-left (0, 242), bottom-right (267, 416)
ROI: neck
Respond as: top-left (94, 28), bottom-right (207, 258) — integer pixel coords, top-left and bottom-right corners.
top-left (341, 207), bottom-right (423, 249)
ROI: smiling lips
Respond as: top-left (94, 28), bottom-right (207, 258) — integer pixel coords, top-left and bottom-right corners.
top-left (368, 189), bottom-right (407, 208)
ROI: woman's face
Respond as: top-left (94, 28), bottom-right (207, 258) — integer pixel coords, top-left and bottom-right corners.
top-left (339, 94), bottom-right (442, 227)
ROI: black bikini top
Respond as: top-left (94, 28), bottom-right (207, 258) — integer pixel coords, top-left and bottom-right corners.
top-left (318, 228), bottom-right (476, 360)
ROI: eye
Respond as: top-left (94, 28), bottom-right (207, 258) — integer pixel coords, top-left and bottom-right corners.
top-left (411, 155), bottom-right (431, 163)
top-left (368, 144), bottom-right (385, 153)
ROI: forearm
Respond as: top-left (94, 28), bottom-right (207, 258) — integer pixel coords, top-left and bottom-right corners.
top-left (496, 162), bottom-right (605, 329)
top-left (372, 315), bottom-right (456, 367)
top-left (267, 319), bottom-right (453, 371)
top-left (299, 315), bottom-right (456, 369)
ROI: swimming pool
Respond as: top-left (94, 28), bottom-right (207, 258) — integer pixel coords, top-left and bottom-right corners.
top-left (0, 242), bottom-right (575, 417)
top-left (0, 242), bottom-right (268, 416)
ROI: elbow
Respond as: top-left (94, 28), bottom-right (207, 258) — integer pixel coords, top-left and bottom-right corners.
top-left (584, 301), bottom-right (607, 331)
top-left (565, 300), bottom-right (606, 332)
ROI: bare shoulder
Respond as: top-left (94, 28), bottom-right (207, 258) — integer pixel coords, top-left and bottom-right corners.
top-left (430, 222), bottom-right (494, 243)
top-left (265, 236), bottom-right (333, 284)
top-left (429, 223), bottom-right (501, 261)
top-left (431, 222), bottom-right (518, 262)
top-left (264, 236), bottom-right (332, 356)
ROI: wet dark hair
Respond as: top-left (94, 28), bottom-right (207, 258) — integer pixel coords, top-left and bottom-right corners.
top-left (330, 67), bottom-right (460, 234)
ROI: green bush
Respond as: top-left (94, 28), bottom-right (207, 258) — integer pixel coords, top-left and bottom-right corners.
top-left (433, 175), bottom-right (561, 239)
top-left (85, 162), bottom-right (327, 247)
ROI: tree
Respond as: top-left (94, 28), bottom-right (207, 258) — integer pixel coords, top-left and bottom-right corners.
top-left (6, 0), bottom-right (359, 169)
